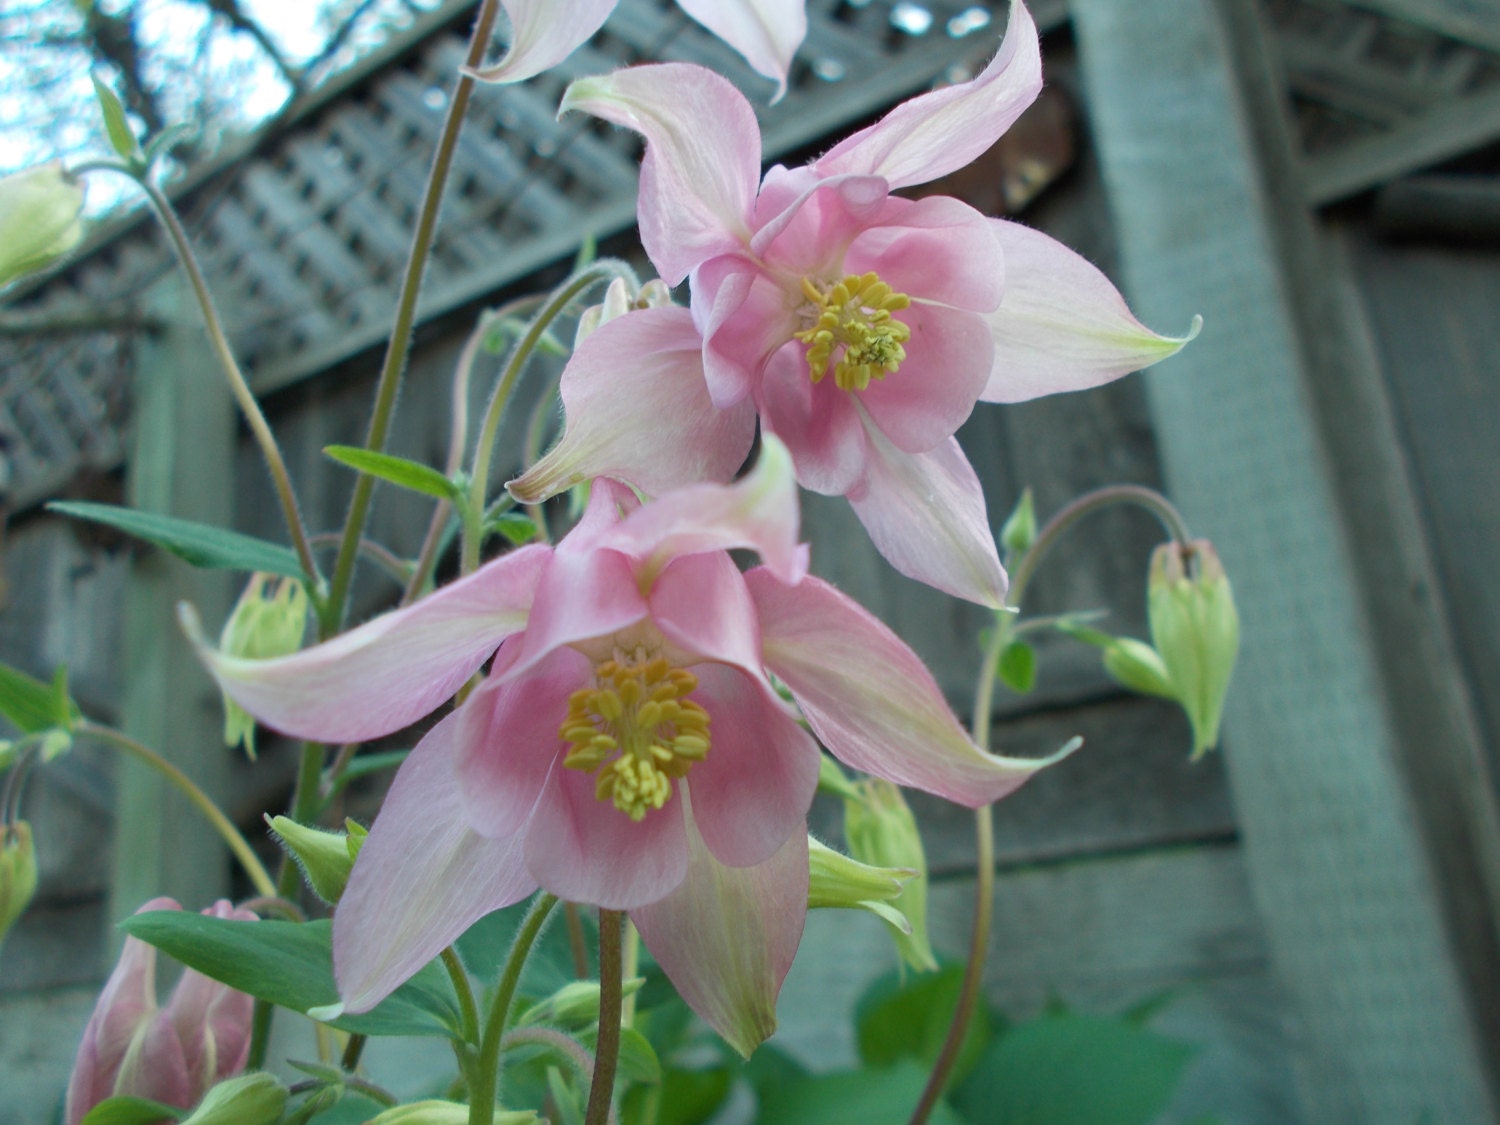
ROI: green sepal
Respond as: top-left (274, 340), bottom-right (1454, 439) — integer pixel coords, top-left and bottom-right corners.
top-left (323, 446), bottom-right (461, 503)
top-left (91, 75), bottom-right (144, 165)
top-left (48, 501), bottom-right (305, 578)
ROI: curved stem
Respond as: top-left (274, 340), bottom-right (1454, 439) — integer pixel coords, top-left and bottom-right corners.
top-left (326, 0), bottom-right (503, 630)
top-left (77, 720), bottom-right (275, 899)
top-left (908, 618), bottom-right (1007, 1125)
top-left (470, 893), bottom-right (559, 1125)
top-left (584, 908), bottom-right (624, 1125)
top-left (442, 946), bottom-right (481, 1046)
top-left (129, 177), bottom-right (321, 595)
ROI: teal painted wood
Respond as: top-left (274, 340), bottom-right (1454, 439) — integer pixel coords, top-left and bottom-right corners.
top-left (1071, 0), bottom-right (1497, 1119)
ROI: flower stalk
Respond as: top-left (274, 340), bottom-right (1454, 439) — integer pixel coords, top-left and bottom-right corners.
top-left (583, 908), bottom-right (623, 1125)
top-left (470, 893), bottom-right (558, 1125)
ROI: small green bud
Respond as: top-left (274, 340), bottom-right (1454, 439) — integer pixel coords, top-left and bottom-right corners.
top-left (219, 574), bottom-right (309, 757)
top-left (1100, 636), bottom-right (1175, 700)
top-left (267, 816), bottom-right (354, 905)
top-left (807, 837), bottom-right (915, 939)
top-left (843, 779), bottom-right (937, 972)
top-left (1, 821), bottom-right (39, 943)
top-left (1149, 539), bottom-right (1240, 759)
top-left (366, 1100), bottom-right (540, 1125)
top-left (517, 977), bottom-right (644, 1029)
top-left (179, 1072), bottom-right (286, 1125)
top-left (999, 487), bottom-right (1037, 559)
top-left (0, 162), bottom-right (86, 289)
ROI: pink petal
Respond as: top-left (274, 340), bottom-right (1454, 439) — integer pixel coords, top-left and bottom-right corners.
top-left (632, 803), bottom-right (806, 1057)
top-left (682, 663), bottom-right (819, 867)
top-left (813, 0), bottom-right (1041, 189)
top-left (855, 300), bottom-right (993, 454)
top-left (747, 572), bottom-right (1072, 804)
top-left (647, 551), bottom-right (764, 672)
top-left (165, 902), bottom-right (256, 1095)
top-left (334, 709), bottom-right (539, 1014)
top-left (465, 0), bottom-right (615, 84)
top-left (112, 1014), bottom-right (192, 1111)
top-left (601, 434), bottom-right (807, 587)
top-left (846, 194), bottom-right (1004, 313)
top-left (847, 430), bottom-right (1008, 608)
top-left (506, 545), bottom-right (648, 679)
top-left (181, 545), bottom-right (551, 743)
top-left (697, 256), bottom-right (792, 409)
top-left (758, 348), bottom-right (869, 496)
top-left (508, 307), bottom-right (756, 504)
top-left (748, 173), bottom-right (889, 268)
top-left (676, 0), bottom-right (807, 101)
top-left (523, 756), bottom-right (689, 910)
top-left (563, 64), bottom-right (760, 285)
top-left (980, 219), bottom-right (1200, 402)
top-left (455, 646), bottom-right (589, 838)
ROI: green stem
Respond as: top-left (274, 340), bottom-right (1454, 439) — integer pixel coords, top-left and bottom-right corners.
top-left (461, 262), bottom-right (633, 575)
top-left (584, 908), bottom-right (624, 1125)
top-left (130, 177), bottom-right (322, 597)
top-left (326, 0), bottom-right (503, 630)
top-left (77, 720), bottom-right (275, 898)
top-left (470, 893), bottom-right (559, 1125)
top-left (442, 946), bottom-right (481, 1046)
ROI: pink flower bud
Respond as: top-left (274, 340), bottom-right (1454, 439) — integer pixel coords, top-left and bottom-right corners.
top-left (65, 898), bottom-right (257, 1125)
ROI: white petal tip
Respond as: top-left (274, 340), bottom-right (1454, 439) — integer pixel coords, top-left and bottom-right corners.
top-left (1183, 314), bottom-right (1204, 343)
top-left (306, 1002), bottom-right (345, 1022)
top-left (176, 601), bottom-right (207, 645)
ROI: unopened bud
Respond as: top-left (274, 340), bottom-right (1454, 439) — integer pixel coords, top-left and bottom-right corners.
top-left (1, 821), bottom-right (38, 943)
top-left (0, 162), bottom-right (85, 289)
top-left (1149, 540), bottom-right (1239, 759)
top-left (366, 1100), bottom-right (540, 1125)
top-left (518, 977), bottom-right (644, 1030)
top-left (807, 837), bottom-right (916, 941)
top-left (999, 487), bottom-right (1037, 559)
top-left (1100, 636), bottom-right (1175, 700)
top-left (843, 779), bottom-right (937, 972)
top-left (574, 276), bottom-right (676, 345)
top-left (178, 1072), bottom-right (286, 1125)
top-left (267, 816), bottom-right (354, 905)
top-left (219, 574), bottom-right (308, 757)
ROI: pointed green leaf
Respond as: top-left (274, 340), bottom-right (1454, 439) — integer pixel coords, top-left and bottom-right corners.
top-left (490, 512), bottom-right (540, 546)
top-left (997, 641), bottom-right (1036, 694)
top-left (119, 911), bottom-right (460, 1038)
top-left (323, 446), bottom-right (460, 502)
top-left (0, 661), bottom-right (78, 734)
top-left (91, 76), bottom-right (144, 164)
top-left (48, 502), bottom-right (304, 578)
top-left (80, 1096), bottom-right (186, 1124)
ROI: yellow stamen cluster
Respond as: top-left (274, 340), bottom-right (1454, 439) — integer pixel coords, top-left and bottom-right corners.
top-left (793, 272), bottom-right (913, 392)
top-left (559, 655), bottom-right (711, 822)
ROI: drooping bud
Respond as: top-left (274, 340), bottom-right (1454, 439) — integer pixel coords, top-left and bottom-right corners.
top-left (807, 837), bottom-right (917, 939)
top-left (0, 162), bottom-right (86, 289)
top-left (843, 779), bottom-right (937, 972)
top-left (1149, 539), bottom-right (1239, 759)
top-left (365, 1100), bottom-right (541, 1125)
top-left (1100, 636), bottom-right (1175, 700)
top-left (177, 1072), bottom-right (286, 1125)
top-left (218, 574), bottom-right (309, 758)
top-left (1, 820), bottom-right (38, 945)
top-left (517, 977), bottom-right (645, 1030)
top-left (267, 816), bottom-right (355, 905)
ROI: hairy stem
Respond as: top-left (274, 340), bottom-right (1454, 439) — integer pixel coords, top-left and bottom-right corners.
top-left (584, 908), bottom-right (624, 1125)
top-left (470, 893), bottom-right (559, 1125)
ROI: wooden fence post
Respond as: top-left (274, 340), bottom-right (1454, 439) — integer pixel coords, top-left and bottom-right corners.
top-left (109, 276), bottom-right (234, 932)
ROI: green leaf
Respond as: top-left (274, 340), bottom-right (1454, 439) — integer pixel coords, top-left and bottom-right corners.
top-left (615, 1026), bottom-right (662, 1086)
top-left (323, 446), bottom-right (459, 503)
top-left (119, 911), bottom-right (460, 1038)
top-left (81, 1096), bottom-right (186, 1124)
top-left (654, 1066), bottom-right (732, 1125)
top-left (855, 963), bottom-right (991, 1084)
top-left (91, 76), bottom-right (144, 164)
top-left (490, 511), bottom-right (540, 546)
top-left (997, 641), bottom-right (1036, 694)
top-left (48, 501), bottom-right (305, 578)
top-left (948, 1011), bottom-right (1195, 1125)
top-left (757, 1060), bottom-right (969, 1125)
top-left (0, 661), bottom-right (78, 734)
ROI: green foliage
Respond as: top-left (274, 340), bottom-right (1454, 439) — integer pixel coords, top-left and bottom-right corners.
top-left (90, 76), bottom-right (144, 165)
top-left (948, 1010), bottom-right (1195, 1125)
top-left (119, 912), bottom-right (460, 1038)
top-left (80, 1096), bottom-right (185, 1124)
top-left (323, 446), bottom-right (461, 503)
top-left (455, 898), bottom-right (586, 997)
top-left (48, 501), bottom-right (305, 578)
top-left (490, 512), bottom-right (542, 545)
top-left (996, 641), bottom-right (1036, 694)
top-left (756, 1060), bottom-right (969, 1125)
top-left (0, 661), bottom-right (77, 734)
top-left (855, 963), bottom-right (991, 1083)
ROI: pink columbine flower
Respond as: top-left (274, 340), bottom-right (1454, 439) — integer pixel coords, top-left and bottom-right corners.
top-left (510, 0), bottom-right (1196, 608)
top-left (65, 898), bottom-right (257, 1125)
top-left (470, 0), bottom-right (807, 101)
top-left (184, 439), bottom-right (1063, 1055)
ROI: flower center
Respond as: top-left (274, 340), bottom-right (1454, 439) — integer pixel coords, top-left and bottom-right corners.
top-left (559, 653), bottom-right (711, 822)
top-left (793, 272), bottom-right (912, 392)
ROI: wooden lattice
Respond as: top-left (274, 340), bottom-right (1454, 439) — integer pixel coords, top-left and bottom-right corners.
top-left (1, 0), bottom-right (1032, 513)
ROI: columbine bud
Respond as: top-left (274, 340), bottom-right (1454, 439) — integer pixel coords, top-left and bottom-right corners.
top-left (1149, 539), bottom-right (1240, 759)
top-left (178, 1072), bottom-right (287, 1125)
top-left (843, 779), bottom-right (937, 972)
top-left (64, 898), bottom-right (258, 1125)
top-left (517, 977), bottom-right (644, 1030)
top-left (267, 816), bottom-right (355, 904)
top-left (0, 162), bottom-right (86, 289)
top-left (573, 276), bottom-right (676, 344)
top-left (1, 820), bottom-right (38, 945)
top-left (1100, 636), bottom-right (1175, 700)
top-left (999, 487), bottom-right (1037, 559)
top-left (219, 574), bottom-right (308, 757)
top-left (366, 1100), bottom-right (541, 1125)
top-left (807, 836), bottom-right (918, 939)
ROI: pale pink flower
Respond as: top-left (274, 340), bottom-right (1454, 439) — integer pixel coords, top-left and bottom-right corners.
top-left (186, 440), bottom-right (1063, 1054)
top-left (470, 0), bottom-right (806, 101)
top-left (511, 1), bottom-right (1195, 608)
top-left (64, 898), bottom-right (257, 1125)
